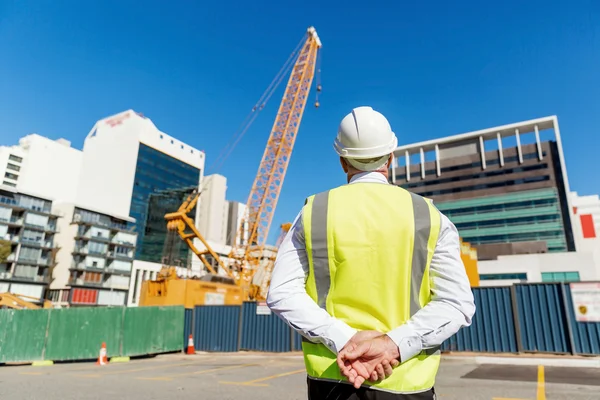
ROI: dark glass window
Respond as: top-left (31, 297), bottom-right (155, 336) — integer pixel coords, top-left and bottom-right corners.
top-left (480, 273), bottom-right (527, 281)
top-left (130, 143), bottom-right (200, 263)
top-left (413, 175), bottom-right (551, 197)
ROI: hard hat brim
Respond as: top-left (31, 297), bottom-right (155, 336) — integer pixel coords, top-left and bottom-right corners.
top-left (333, 134), bottom-right (398, 159)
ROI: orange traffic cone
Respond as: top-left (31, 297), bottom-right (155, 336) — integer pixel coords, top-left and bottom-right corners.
top-left (186, 334), bottom-right (195, 355)
top-left (96, 342), bottom-right (108, 366)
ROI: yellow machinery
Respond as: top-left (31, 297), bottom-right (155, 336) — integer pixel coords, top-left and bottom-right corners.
top-left (139, 27), bottom-right (321, 308)
top-left (139, 267), bottom-right (243, 308)
top-left (0, 292), bottom-right (53, 310)
top-left (460, 240), bottom-right (480, 287)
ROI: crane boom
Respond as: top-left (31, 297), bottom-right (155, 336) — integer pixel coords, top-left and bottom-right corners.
top-left (232, 27), bottom-right (322, 272)
top-left (146, 27), bottom-right (323, 305)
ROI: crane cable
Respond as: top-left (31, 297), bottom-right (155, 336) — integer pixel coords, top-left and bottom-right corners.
top-left (207, 33), bottom-right (307, 173)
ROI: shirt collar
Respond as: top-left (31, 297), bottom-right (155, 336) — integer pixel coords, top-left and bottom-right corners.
top-left (348, 171), bottom-right (390, 185)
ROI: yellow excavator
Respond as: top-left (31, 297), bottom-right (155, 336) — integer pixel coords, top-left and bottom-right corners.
top-left (0, 292), bottom-right (53, 310)
top-left (138, 188), bottom-right (291, 308)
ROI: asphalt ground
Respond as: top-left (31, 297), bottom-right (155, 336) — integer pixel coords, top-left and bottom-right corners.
top-left (1, 353), bottom-right (599, 400)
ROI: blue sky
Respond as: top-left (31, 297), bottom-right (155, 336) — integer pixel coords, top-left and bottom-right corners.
top-left (1, 1), bottom-right (599, 244)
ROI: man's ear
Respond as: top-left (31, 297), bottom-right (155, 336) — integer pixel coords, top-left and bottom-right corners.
top-left (340, 157), bottom-right (349, 173)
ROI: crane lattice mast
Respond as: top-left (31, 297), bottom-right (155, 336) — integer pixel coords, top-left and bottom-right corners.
top-left (230, 27), bottom-right (322, 276)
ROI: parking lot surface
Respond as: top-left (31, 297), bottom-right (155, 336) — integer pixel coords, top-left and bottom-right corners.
top-left (1, 353), bottom-right (599, 399)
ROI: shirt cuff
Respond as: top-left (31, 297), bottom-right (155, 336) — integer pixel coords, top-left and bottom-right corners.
top-left (327, 320), bottom-right (358, 354)
top-left (386, 324), bottom-right (423, 363)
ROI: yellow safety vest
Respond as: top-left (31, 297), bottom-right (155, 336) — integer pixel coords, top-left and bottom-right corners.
top-left (301, 182), bottom-right (442, 394)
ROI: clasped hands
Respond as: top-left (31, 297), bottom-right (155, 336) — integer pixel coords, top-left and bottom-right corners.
top-left (336, 330), bottom-right (401, 389)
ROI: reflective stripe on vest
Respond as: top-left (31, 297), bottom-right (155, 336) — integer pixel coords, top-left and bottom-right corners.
top-left (301, 183), bottom-right (442, 394)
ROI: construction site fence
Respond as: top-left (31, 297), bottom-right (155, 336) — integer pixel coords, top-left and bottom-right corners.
top-left (0, 305), bottom-right (184, 364)
top-left (185, 283), bottom-right (600, 356)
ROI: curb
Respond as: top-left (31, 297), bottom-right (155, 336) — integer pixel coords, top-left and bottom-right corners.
top-left (32, 360), bottom-right (54, 367)
top-left (110, 357), bottom-right (130, 363)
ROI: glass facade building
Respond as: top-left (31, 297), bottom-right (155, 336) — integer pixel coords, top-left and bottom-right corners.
top-left (130, 143), bottom-right (201, 263)
top-left (436, 187), bottom-right (569, 253)
top-left (390, 118), bottom-right (575, 262)
top-left (144, 188), bottom-right (195, 266)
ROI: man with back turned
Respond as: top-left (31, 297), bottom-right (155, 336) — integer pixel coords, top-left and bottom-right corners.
top-left (267, 106), bottom-right (476, 399)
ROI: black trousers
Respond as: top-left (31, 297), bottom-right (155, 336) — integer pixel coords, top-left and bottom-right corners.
top-left (307, 377), bottom-right (435, 400)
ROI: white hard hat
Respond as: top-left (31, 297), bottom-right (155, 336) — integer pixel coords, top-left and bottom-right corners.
top-left (333, 106), bottom-right (397, 171)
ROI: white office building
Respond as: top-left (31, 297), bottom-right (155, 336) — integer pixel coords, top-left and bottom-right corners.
top-left (1, 110), bottom-right (207, 306)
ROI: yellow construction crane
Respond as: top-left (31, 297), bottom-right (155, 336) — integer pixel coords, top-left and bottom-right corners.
top-left (139, 27), bottom-right (321, 307)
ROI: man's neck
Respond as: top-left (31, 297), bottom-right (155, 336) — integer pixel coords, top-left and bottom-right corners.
top-left (347, 170), bottom-right (388, 183)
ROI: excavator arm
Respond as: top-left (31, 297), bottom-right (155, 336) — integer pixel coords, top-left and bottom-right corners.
top-left (164, 189), bottom-right (234, 279)
top-left (0, 293), bottom-right (53, 310)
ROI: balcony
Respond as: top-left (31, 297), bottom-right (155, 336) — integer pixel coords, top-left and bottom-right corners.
top-left (110, 237), bottom-right (136, 247)
top-left (107, 251), bottom-right (134, 261)
top-left (75, 230), bottom-right (111, 243)
top-left (104, 267), bottom-right (132, 276)
top-left (69, 278), bottom-right (121, 289)
top-left (72, 215), bottom-right (135, 233)
top-left (20, 238), bottom-right (55, 249)
top-left (72, 247), bottom-right (89, 255)
top-left (0, 271), bottom-right (13, 280)
top-left (2, 234), bottom-right (20, 243)
top-left (6, 216), bottom-right (23, 226)
top-left (90, 235), bottom-right (111, 243)
top-left (70, 262), bottom-right (105, 273)
top-left (0, 196), bottom-right (52, 214)
top-left (46, 223), bottom-right (59, 233)
top-left (88, 249), bottom-right (107, 257)
top-left (70, 278), bottom-right (102, 287)
top-left (11, 274), bottom-right (50, 283)
top-left (18, 257), bottom-right (53, 267)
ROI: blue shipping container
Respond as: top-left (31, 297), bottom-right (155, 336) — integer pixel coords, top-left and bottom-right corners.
top-left (184, 308), bottom-right (193, 350)
top-left (515, 284), bottom-right (571, 353)
top-left (193, 306), bottom-right (241, 352)
top-left (442, 287), bottom-right (518, 353)
top-left (292, 331), bottom-right (303, 352)
top-left (241, 302), bottom-right (292, 352)
top-left (562, 283), bottom-right (600, 355)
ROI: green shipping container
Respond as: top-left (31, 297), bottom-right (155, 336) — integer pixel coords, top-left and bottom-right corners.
top-left (122, 306), bottom-right (184, 356)
top-left (0, 309), bottom-right (50, 363)
top-left (44, 307), bottom-right (124, 361)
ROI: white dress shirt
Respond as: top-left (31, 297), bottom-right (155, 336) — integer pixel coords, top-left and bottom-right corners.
top-left (266, 171), bottom-right (476, 363)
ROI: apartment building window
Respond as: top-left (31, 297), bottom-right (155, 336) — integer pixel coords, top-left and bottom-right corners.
top-left (2, 181), bottom-right (16, 187)
top-left (19, 196), bottom-right (50, 213)
top-left (18, 246), bottom-right (41, 261)
top-left (14, 264), bottom-right (37, 279)
top-left (25, 213), bottom-right (48, 228)
top-left (88, 241), bottom-right (108, 255)
top-left (6, 163), bottom-right (20, 172)
top-left (22, 229), bottom-right (43, 244)
top-left (4, 172), bottom-right (18, 180)
top-left (83, 271), bottom-right (102, 283)
top-left (8, 155), bottom-right (23, 163)
top-left (0, 206), bottom-right (11, 222)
